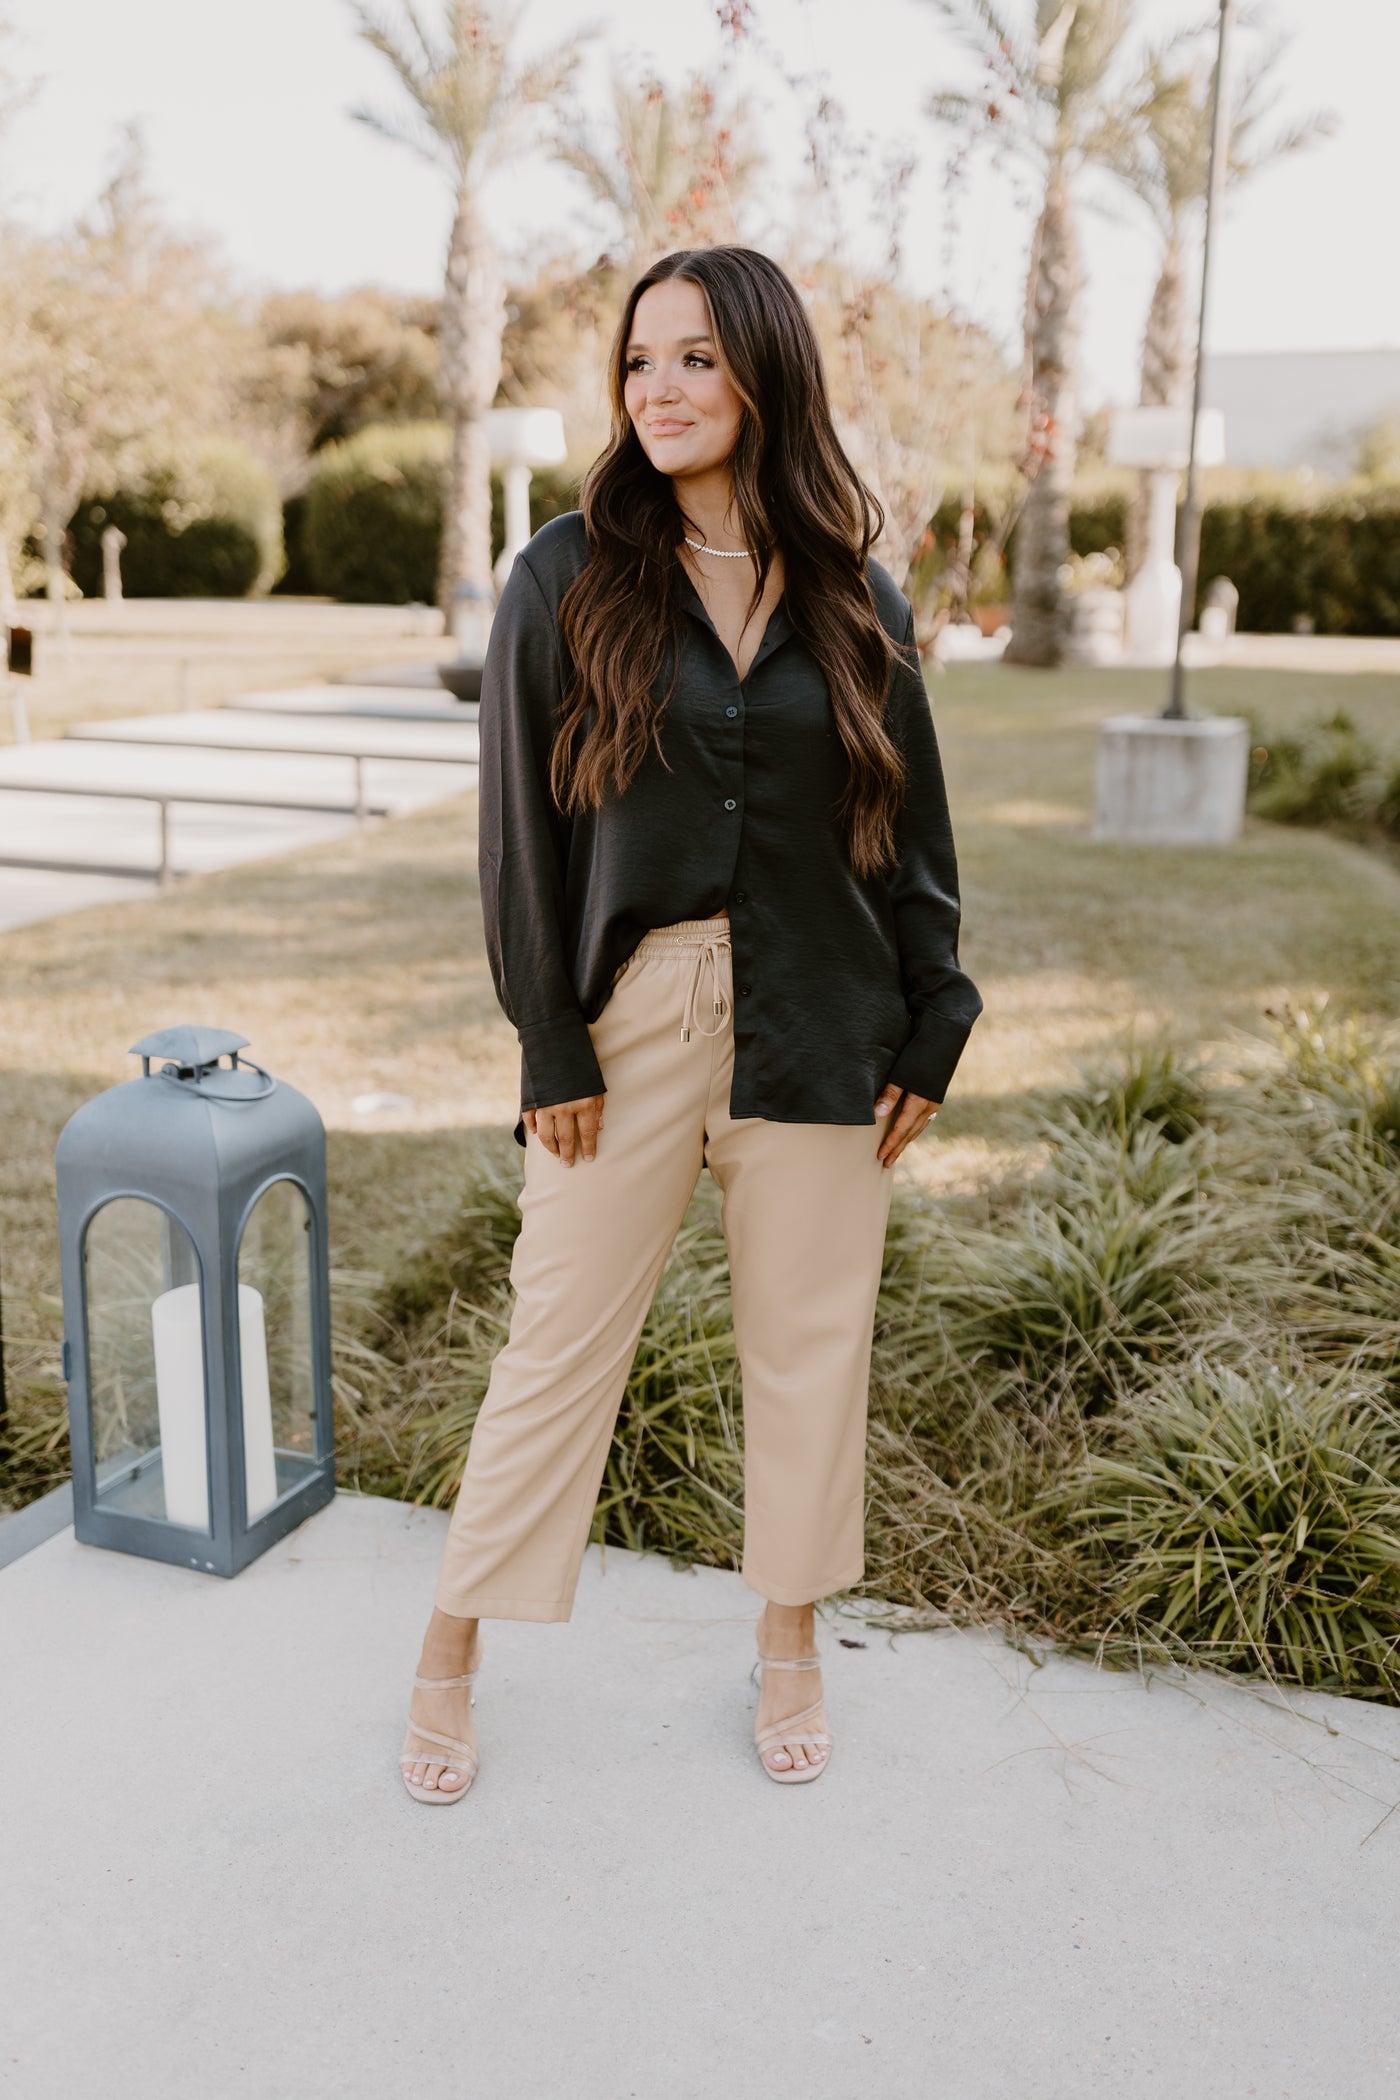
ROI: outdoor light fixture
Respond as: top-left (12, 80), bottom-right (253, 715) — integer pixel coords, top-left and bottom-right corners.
top-left (55, 1027), bottom-right (335, 1576)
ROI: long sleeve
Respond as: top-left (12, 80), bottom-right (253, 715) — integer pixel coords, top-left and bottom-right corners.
top-left (880, 608), bottom-right (983, 1102)
top-left (478, 551), bottom-right (606, 1113)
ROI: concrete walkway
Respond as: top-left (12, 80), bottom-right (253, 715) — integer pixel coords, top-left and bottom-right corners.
top-left (2, 1490), bottom-right (1398, 2098)
top-left (226, 682), bottom-right (478, 723)
top-left (0, 688), bottom-right (478, 930)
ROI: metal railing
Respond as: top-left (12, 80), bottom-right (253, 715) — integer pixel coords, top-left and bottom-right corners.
top-left (64, 739), bottom-right (479, 826)
top-left (0, 776), bottom-right (403, 887)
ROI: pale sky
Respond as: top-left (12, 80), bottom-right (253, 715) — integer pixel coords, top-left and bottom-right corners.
top-left (1, 0), bottom-right (1394, 410)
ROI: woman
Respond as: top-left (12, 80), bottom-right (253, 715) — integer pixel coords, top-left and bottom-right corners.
top-left (399, 245), bottom-right (982, 1802)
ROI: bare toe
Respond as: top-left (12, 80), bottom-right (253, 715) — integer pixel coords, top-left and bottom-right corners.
top-left (766, 1746), bottom-right (793, 1770)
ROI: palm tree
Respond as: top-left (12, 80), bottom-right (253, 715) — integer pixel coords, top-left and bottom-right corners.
top-left (554, 65), bottom-right (761, 280)
top-left (926, 0), bottom-right (1139, 665)
top-left (1100, 21), bottom-right (1333, 577)
top-left (348, 1), bottom-right (595, 619)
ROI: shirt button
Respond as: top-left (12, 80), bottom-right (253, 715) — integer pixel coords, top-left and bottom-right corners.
top-left (739, 982), bottom-right (752, 996)
top-left (724, 798), bottom-right (737, 811)
top-left (725, 705), bottom-right (738, 718)
top-left (733, 891), bottom-right (747, 905)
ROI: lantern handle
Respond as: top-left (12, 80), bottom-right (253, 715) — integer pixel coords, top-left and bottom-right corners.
top-left (154, 1054), bottom-right (278, 1102)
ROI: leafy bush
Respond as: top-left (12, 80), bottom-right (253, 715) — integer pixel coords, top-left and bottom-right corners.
top-left (302, 421), bottom-right (449, 603)
top-left (920, 491), bottom-right (1400, 636)
top-left (1197, 497), bottom-right (1400, 636)
top-left (300, 424), bottom-right (581, 603)
top-left (68, 439), bottom-right (284, 598)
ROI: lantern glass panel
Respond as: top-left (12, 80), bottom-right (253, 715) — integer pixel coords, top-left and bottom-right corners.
top-left (84, 1197), bottom-right (212, 1532)
top-left (237, 1178), bottom-right (319, 1515)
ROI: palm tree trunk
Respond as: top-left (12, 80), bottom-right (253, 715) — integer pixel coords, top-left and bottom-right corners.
top-left (437, 181), bottom-right (505, 621)
top-left (1126, 226), bottom-right (1188, 583)
top-left (1006, 165), bottom-right (1081, 669)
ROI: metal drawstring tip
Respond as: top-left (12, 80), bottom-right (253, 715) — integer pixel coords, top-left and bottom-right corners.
top-left (680, 1026), bottom-right (690, 1042)
top-left (713, 1001), bottom-right (723, 1016)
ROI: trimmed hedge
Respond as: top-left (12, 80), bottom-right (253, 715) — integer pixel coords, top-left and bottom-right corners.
top-left (300, 419), bottom-right (582, 604)
top-left (69, 440), bottom-right (284, 599)
top-left (302, 422), bottom-right (449, 604)
top-left (924, 492), bottom-right (1400, 636)
top-left (1198, 499), bottom-right (1400, 636)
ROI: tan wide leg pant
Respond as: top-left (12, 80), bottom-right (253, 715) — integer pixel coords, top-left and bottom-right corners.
top-left (433, 912), bottom-right (895, 1621)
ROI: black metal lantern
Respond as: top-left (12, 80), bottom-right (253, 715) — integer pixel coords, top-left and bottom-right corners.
top-left (55, 1027), bottom-right (335, 1575)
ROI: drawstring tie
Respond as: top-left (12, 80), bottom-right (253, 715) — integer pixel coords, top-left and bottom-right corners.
top-left (678, 926), bottom-right (732, 1042)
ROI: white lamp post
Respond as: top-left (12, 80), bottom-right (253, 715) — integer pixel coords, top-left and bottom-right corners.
top-left (1108, 404), bottom-right (1226, 668)
top-left (489, 407), bottom-right (567, 591)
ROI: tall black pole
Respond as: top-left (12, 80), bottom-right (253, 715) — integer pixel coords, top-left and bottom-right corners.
top-left (1166, 0), bottom-right (1233, 721)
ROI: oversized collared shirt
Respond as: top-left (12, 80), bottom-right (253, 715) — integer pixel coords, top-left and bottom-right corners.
top-left (478, 511), bottom-right (983, 1146)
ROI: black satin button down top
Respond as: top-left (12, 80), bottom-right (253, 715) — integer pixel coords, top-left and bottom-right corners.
top-left (479, 511), bottom-right (983, 1147)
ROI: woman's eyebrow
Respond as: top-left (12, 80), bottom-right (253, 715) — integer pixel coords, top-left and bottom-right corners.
top-left (624, 333), bottom-right (715, 354)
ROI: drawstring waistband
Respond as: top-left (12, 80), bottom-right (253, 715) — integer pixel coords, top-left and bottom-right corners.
top-left (629, 914), bottom-right (733, 1043)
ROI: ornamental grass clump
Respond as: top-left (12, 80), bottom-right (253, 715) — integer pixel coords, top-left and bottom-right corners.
top-left (902, 1119), bottom-right (1269, 1415)
top-left (1247, 710), bottom-right (1384, 829)
top-left (1062, 1363), bottom-right (1400, 1700)
top-left (1268, 1004), bottom-right (1400, 1161)
top-left (1050, 1041), bottom-right (1210, 1147)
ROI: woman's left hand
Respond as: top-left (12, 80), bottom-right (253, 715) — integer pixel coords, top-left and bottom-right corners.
top-left (873, 1083), bottom-right (939, 1168)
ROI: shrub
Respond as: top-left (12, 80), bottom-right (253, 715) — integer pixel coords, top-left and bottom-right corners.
top-left (1247, 710), bottom-right (1383, 826)
top-left (68, 439), bottom-right (284, 598)
top-left (919, 491), bottom-right (1400, 637)
top-left (301, 425), bottom-right (583, 604)
top-left (1051, 1041), bottom-right (1210, 1147)
top-left (302, 421), bottom-right (449, 603)
top-left (1064, 1363), bottom-right (1400, 1699)
top-left (1197, 497), bottom-right (1400, 636)
top-left (1243, 708), bottom-right (1400, 843)
top-left (273, 491), bottom-right (317, 596)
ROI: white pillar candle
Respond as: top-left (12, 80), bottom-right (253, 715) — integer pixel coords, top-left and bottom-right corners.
top-left (151, 1285), bottom-right (209, 1530)
top-left (235, 1284), bottom-right (280, 1523)
top-left (151, 1284), bottom-right (280, 1529)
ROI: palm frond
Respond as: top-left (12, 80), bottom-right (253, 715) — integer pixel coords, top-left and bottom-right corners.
top-left (348, 96), bottom-right (445, 168)
top-left (927, 0), bottom-right (1039, 93)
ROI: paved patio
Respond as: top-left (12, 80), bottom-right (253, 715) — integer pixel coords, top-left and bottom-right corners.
top-left (2, 1489), bottom-right (1398, 2097)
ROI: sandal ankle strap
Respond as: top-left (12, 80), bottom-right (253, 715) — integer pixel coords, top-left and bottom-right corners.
top-left (412, 1669), bottom-right (480, 1689)
top-left (756, 1651), bottom-right (822, 1672)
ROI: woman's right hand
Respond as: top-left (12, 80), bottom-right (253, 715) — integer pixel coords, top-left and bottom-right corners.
top-left (523, 1094), bottom-right (606, 1167)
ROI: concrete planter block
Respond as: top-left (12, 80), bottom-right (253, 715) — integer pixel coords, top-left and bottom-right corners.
top-left (1093, 714), bottom-right (1250, 844)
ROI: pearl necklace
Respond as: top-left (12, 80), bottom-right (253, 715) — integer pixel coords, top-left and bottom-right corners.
top-left (683, 534), bottom-right (755, 559)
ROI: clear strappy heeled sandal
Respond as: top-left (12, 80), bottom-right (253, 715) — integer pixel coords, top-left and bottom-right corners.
top-left (753, 1647), bottom-right (832, 1785)
top-left (399, 1654), bottom-right (482, 1805)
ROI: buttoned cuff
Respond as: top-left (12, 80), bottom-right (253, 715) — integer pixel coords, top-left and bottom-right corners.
top-left (517, 1012), bottom-right (606, 1125)
top-left (885, 1011), bottom-right (977, 1105)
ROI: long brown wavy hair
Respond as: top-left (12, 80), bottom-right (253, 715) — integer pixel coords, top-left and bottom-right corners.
top-left (551, 246), bottom-right (907, 880)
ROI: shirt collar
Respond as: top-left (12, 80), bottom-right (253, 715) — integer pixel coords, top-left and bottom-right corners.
top-left (675, 567), bottom-right (795, 678)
